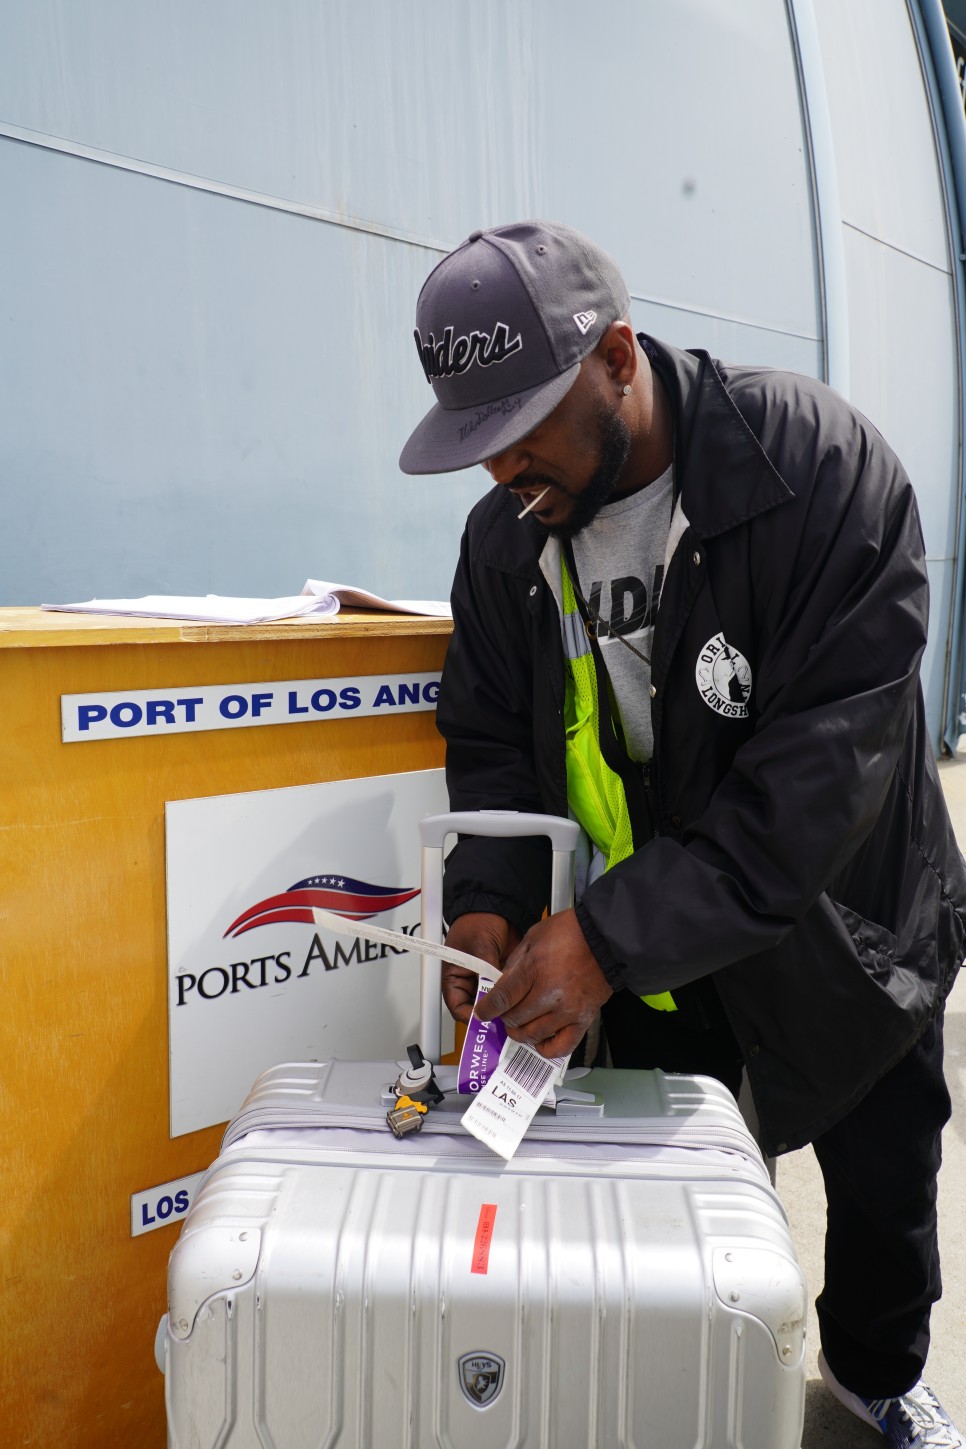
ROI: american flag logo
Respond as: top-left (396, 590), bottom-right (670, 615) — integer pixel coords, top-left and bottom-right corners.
top-left (224, 875), bottom-right (420, 939)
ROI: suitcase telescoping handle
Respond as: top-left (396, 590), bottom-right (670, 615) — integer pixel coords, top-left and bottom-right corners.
top-left (418, 810), bottom-right (579, 1059)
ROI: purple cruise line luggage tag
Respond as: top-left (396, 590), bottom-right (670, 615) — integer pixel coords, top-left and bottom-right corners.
top-left (458, 979), bottom-right (506, 1094)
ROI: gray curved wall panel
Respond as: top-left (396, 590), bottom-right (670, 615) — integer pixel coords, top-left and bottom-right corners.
top-left (811, 0), bottom-right (961, 744)
top-left (1, 0), bottom-right (959, 752)
top-left (1, 0), bottom-right (822, 606)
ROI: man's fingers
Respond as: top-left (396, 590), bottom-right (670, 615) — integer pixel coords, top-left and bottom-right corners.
top-left (442, 964), bottom-right (483, 1025)
top-left (531, 1023), bottom-right (584, 1058)
top-left (482, 985), bottom-right (569, 1035)
top-left (508, 1022), bottom-right (584, 1058)
top-left (474, 985), bottom-right (507, 1022)
top-left (501, 935), bottom-right (529, 976)
top-left (475, 962), bottom-right (534, 1022)
top-left (441, 994), bottom-right (476, 1024)
top-left (442, 992), bottom-right (478, 1024)
top-left (503, 1008), bottom-right (586, 1053)
top-left (443, 964), bottom-right (482, 988)
top-left (501, 985), bottom-right (567, 1029)
top-left (444, 912), bottom-right (519, 973)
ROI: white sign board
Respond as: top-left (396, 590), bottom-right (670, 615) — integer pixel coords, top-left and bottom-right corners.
top-left (131, 1171), bottom-right (205, 1237)
top-left (62, 672), bottom-right (440, 742)
top-left (166, 768), bottom-right (449, 1136)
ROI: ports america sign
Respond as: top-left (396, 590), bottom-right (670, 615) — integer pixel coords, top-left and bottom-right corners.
top-left (165, 768), bottom-right (449, 1136)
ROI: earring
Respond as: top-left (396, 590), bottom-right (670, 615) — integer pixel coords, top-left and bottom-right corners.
top-left (621, 384), bottom-right (632, 396)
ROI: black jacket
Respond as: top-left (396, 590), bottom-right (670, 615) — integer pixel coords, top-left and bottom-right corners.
top-left (437, 336), bottom-right (966, 1155)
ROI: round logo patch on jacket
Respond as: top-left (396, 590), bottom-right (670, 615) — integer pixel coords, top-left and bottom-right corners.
top-left (696, 633), bottom-right (752, 718)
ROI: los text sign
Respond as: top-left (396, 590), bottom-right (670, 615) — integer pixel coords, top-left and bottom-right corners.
top-left (61, 672), bottom-right (440, 742)
top-left (131, 1171), bottom-right (205, 1237)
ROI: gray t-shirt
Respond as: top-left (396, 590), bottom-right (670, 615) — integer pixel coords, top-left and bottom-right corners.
top-left (570, 464), bottom-right (673, 761)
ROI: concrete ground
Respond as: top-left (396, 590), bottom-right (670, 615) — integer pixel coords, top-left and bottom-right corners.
top-left (778, 756), bottom-right (966, 1446)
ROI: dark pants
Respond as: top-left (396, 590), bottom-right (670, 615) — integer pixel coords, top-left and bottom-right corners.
top-left (601, 992), bottom-right (951, 1398)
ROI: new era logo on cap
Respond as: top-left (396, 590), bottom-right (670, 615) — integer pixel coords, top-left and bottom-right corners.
top-left (573, 310), bottom-right (597, 335)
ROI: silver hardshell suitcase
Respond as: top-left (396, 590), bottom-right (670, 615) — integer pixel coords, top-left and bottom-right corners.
top-left (158, 812), bottom-right (807, 1449)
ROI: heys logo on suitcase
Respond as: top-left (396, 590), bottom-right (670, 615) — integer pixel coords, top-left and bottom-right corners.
top-left (458, 1353), bottom-right (505, 1407)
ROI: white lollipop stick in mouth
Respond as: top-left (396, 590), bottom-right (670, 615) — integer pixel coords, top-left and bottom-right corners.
top-left (517, 486), bottom-right (550, 519)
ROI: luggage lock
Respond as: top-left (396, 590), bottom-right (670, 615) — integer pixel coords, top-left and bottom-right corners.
top-left (387, 1044), bottom-right (444, 1137)
top-left (392, 1043), bottom-right (444, 1106)
top-left (386, 1095), bottom-right (430, 1137)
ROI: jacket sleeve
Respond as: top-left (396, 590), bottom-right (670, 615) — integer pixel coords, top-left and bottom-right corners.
top-left (437, 517), bottom-right (552, 933)
top-left (578, 420), bottom-right (931, 992)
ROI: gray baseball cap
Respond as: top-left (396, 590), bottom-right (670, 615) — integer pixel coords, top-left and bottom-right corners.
top-left (399, 220), bottom-right (630, 474)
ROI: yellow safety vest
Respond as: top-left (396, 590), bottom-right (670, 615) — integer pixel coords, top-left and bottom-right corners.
top-left (561, 555), bottom-right (676, 1012)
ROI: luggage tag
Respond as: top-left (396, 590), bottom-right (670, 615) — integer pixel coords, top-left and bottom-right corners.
top-left (312, 908), bottom-right (567, 1157)
top-left (312, 906), bottom-right (511, 1087)
top-left (312, 907), bottom-right (495, 986)
top-left (457, 979), bottom-right (507, 1095)
top-left (458, 982), bottom-right (561, 1106)
top-left (460, 1038), bottom-right (570, 1161)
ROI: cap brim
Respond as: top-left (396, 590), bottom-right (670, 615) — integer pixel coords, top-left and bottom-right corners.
top-left (398, 363), bottom-right (581, 475)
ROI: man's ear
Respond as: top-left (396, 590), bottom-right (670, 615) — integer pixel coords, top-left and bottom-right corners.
top-left (598, 319), bottom-right (638, 388)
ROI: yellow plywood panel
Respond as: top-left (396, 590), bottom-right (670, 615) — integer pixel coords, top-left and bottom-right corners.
top-left (0, 616), bottom-right (450, 1447)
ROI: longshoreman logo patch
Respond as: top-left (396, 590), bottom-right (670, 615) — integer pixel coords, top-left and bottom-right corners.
top-left (459, 1352), bottom-right (505, 1407)
top-left (696, 633), bottom-right (752, 719)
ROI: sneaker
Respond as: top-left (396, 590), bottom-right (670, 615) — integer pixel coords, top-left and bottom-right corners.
top-left (818, 1349), bottom-right (966, 1447)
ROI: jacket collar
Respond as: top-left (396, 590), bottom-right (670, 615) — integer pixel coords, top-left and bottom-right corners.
top-left (474, 333), bottom-right (796, 577)
top-left (476, 484), bottom-right (547, 578)
top-left (641, 334), bottom-right (794, 539)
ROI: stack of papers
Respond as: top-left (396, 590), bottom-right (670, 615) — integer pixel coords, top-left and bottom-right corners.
top-left (41, 579), bottom-right (451, 625)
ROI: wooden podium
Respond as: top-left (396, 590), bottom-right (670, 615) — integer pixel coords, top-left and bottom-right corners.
top-left (0, 606), bottom-right (451, 1448)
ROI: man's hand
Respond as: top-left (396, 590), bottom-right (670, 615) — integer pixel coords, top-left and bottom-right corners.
top-left (442, 912), bottom-right (522, 1024)
top-left (475, 909), bottom-right (613, 1058)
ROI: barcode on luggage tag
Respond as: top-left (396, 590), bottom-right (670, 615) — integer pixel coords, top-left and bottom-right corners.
top-left (501, 1041), bottom-right (556, 1098)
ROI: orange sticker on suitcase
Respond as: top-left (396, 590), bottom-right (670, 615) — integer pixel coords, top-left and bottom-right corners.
top-left (471, 1204), bottom-right (498, 1274)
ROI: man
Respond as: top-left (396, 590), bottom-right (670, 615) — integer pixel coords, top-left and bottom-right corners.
top-left (400, 220), bottom-right (966, 1448)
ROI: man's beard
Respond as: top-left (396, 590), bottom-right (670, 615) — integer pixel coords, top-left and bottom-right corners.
top-left (521, 401), bottom-right (632, 542)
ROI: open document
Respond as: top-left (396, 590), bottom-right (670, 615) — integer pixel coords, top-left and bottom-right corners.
top-left (41, 579), bottom-right (451, 624)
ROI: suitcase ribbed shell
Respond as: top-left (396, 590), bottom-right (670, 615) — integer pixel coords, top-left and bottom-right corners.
top-left (162, 1065), bottom-right (806, 1448)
